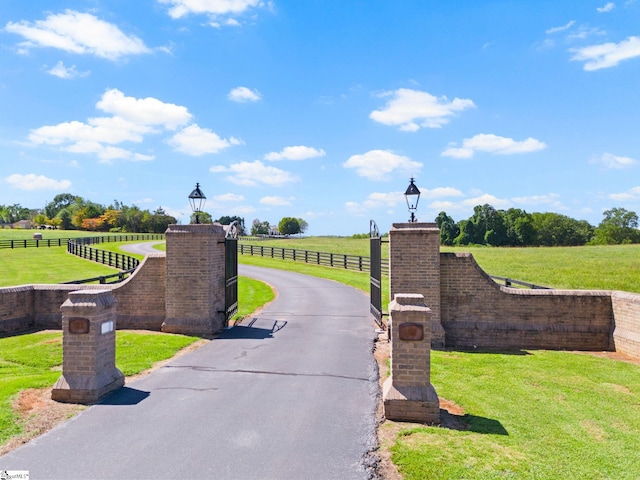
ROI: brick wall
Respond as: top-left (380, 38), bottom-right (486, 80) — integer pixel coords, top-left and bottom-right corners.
top-left (389, 223), bottom-right (445, 347)
top-left (441, 252), bottom-right (614, 351)
top-left (163, 224), bottom-right (227, 335)
top-left (611, 291), bottom-right (640, 359)
top-left (0, 254), bottom-right (166, 336)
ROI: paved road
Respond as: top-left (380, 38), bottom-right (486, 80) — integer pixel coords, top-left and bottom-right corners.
top-left (1, 265), bottom-right (380, 480)
top-left (118, 241), bottom-right (164, 256)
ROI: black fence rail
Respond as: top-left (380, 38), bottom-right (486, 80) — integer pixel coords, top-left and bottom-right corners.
top-left (62, 269), bottom-right (137, 285)
top-left (0, 234), bottom-right (164, 249)
top-left (67, 240), bottom-right (140, 271)
top-left (239, 243), bottom-right (390, 275)
top-left (490, 275), bottom-right (550, 289)
top-left (239, 243), bottom-right (550, 289)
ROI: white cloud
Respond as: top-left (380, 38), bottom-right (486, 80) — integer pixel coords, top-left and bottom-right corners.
top-left (213, 193), bottom-right (244, 202)
top-left (343, 149), bottom-right (422, 181)
top-left (47, 61), bottom-right (89, 79)
top-left (97, 89), bottom-right (192, 130)
top-left (168, 124), bottom-right (241, 156)
top-left (369, 88), bottom-right (475, 131)
top-left (597, 2), bottom-right (615, 12)
top-left (422, 187), bottom-right (465, 199)
top-left (442, 133), bottom-right (547, 158)
top-left (210, 160), bottom-right (297, 186)
top-left (591, 152), bottom-right (637, 169)
top-left (228, 86), bottom-right (261, 103)
top-left (546, 20), bottom-right (576, 34)
top-left (264, 145), bottom-right (326, 161)
top-left (159, 0), bottom-right (267, 22)
top-left (571, 36), bottom-right (640, 70)
top-left (260, 196), bottom-right (294, 206)
top-left (5, 10), bottom-right (150, 60)
top-left (462, 193), bottom-right (511, 209)
top-left (27, 88), bottom-right (238, 163)
top-left (610, 186), bottom-right (640, 201)
top-left (29, 117), bottom-right (153, 146)
top-left (5, 173), bottom-right (71, 191)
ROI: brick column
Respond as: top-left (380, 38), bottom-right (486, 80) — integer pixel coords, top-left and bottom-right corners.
top-left (383, 293), bottom-right (440, 423)
top-left (162, 224), bottom-right (226, 336)
top-left (52, 290), bottom-right (124, 404)
top-left (389, 222), bottom-right (445, 348)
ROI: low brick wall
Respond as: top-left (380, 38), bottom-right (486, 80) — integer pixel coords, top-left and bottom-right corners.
top-left (0, 254), bottom-right (166, 336)
top-left (611, 291), bottom-right (640, 359)
top-left (440, 252), bottom-right (614, 351)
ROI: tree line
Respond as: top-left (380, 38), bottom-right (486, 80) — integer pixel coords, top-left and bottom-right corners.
top-left (436, 205), bottom-right (640, 246)
top-left (1, 193), bottom-right (309, 236)
top-left (1, 193), bottom-right (177, 233)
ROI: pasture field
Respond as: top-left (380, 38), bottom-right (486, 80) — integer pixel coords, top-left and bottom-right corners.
top-left (244, 237), bottom-right (640, 292)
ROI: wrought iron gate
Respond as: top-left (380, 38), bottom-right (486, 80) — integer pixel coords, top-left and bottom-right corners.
top-left (224, 221), bottom-right (239, 323)
top-left (370, 220), bottom-right (384, 330)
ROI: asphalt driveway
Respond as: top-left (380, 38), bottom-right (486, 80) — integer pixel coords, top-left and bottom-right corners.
top-left (1, 265), bottom-right (380, 479)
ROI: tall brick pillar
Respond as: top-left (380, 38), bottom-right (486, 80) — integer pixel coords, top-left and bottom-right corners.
top-left (52, 290), bottom-right (124, 404)
top-left (389, 222), bottom-right (445, 348)
top-left (383, 293), bottom-right (440, 423)
top-left (162, 224), bottom-right (227, 336)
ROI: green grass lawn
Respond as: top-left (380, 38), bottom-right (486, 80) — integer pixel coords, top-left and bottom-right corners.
top-left (244, 237), bottom-right (640, 292)
top-left (0, 331), bottom-right (199, 446)
top-left (389, 350), bottom-right (640, 479)
top-left (0, 246), bottom-right (119, 286)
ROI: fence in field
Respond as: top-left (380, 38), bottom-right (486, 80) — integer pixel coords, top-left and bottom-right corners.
top-left (0, 234), bottom-right (164, 249)
top-left (239, 243), bottom-right (390, 275)
top-left (238, 243), bottom-right (549, 289)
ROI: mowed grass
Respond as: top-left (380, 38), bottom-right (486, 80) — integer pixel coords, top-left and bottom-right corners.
top-left (0, 246), bottom-right (119, 286)
top-left (389, 350), bottom-right (640, 479)
top-left (244, 237), bottom-right (640, 292)
top-left (0, 331), bottom-right (200, 446)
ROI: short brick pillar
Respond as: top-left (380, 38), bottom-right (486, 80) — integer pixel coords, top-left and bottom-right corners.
top-left (383, 293), bottom-right (440, 423)
top-left (389, 222), bottom-right (445, 348)
top-left (162, 223), bottom-right (227, 336)
top-left (52, 290), bottom-right (124, 404)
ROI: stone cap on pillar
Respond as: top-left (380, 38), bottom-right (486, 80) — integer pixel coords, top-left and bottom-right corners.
top-left (389, 293), bottom-right (430, 312)
top-left (166, 224), bottom-right (225, 235)
top-left (391, 222), bottom-right (440, 233)
top-left (61, 289), bottom-right (117, 311)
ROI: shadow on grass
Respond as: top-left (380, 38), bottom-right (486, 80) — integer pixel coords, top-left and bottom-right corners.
top-left (440, 409), bottom-right (509, 435)
top-left (446, 348), bottom-right (532, 356)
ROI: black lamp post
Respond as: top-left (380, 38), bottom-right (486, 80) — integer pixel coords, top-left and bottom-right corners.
top-left (188, 182), bottom-right (206, 224)
top-left (404, 177), bottom-right (421, 223)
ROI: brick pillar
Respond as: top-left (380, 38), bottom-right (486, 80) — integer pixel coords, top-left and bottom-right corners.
top-left (389, 222), bottom-right (445, 348)
top-left (162, 224), bottom-right (227, 336)
top-left (383, 293), bottom-right (440, 423)
top-left (52, 290), bottom-right (124, 404)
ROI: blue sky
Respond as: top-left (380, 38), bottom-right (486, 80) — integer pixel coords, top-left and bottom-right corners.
top-left (1, 1), bottom-right (639, 235)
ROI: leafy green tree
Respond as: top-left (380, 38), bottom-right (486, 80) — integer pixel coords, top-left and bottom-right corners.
top-left (278, 217), bottom-right (302, 235)
top-left (531, 213), bottom-right (593, 246)
top-left (435, 211), bottom-right (459, 246)
top-left (45, 193), bottom-right (81, 219)
top-left (190, 211), bottom-right (213, 224)
top-left (591, 207), bottom-right (640, 244)
top-left (251, 219), bottom-right (270, 236)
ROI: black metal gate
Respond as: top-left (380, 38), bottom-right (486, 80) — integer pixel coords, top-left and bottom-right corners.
top-left (370, 220), bottom-right (384, 330)
top-left (224, 221), bottom-right (239, 324)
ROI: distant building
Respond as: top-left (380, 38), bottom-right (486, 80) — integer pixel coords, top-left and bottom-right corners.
top-left (12, 219), bottom-right (34, 229)
top-left (268, 225), bottom-right (280, 236)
